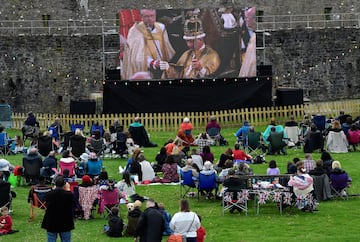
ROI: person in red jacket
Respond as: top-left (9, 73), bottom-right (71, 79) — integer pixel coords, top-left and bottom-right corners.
top-left (0, 206), bottom-right (12, 235)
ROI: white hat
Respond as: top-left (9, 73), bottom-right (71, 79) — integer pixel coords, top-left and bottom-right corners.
top-left (183, 117), bottom-right (190, 123)
top-left (203, 161), bottom-right (212, 171)
top-left (80, 153), bottom-right (89, 161)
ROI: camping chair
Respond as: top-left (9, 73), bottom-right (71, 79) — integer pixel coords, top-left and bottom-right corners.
top-left (59, 160), bottom-right (76, 177)
top-left (311, 174), bottom-right (333, 201)
top-left (88, 138), bottom-right (106, 158)
top-left (303, 131), bottom-right (323, 153)
top-left (330, 172), bottom-right (350, 200)
top-left (222, 189), bottom-right (248, 216)
top-left (0, 133), bottom-right (11, 156)
top-left (312, 115), bottom-right (326, 132)
top-left (0, 181), bottom-right (12, 211)
top-left (236, 130), bottom-right (249, 150)
top-left (180, 170), bottom-right (197, 198)
top-left (23, 156), bottom-right (43, 185)
top-left (87, 159), bottom-right (103, 178)
top-left (69, 135), bottom-right (86, 160)
top-left (207, 127), bottom-right (220, 145)
top-left (37, 135), bottom-right (54, 157)
top-left (284, 126), bottom-right (300, 147)
top-left (99, 188), bottom-right (120, 218)
top-left (115, 131), bottom-right (127, 155)
top-left (70, 124), bottom-right (85, 134)
top-left (91, 124), bottom-right (104, 137)
top-left (29, 185), bottom-right (52, 221)
top-left (267, 131), bottom-right (287, 155)
top-left (247, 131), bottom-right (264, 156)
top-left (78, 185), bottom-right (98, 220)
top-left (197, 173), bottom-right (217, 201)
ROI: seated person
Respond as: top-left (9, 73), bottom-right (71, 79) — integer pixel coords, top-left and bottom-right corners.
top-left (347, 124), bottom-right (360, 151)
top-left (190, 148), bottom-right (204, 171)
top-left (177, 117), bottom-right (194, 146)
top-left (262, 118), bottom-right (286, 145)
top-left (86, 152), bottom-right (102, 178)
top-left (266, 160), bottom-right (280, 175)
top-left (218, 159), bottom-right (234, 182)
top-left (23, 148), bottom-right (43, 185)
top-left (181, 159), bottom-right (199, 178)
top-left (138, 154), bottom-right (155, 183)
top-left (78, 175), bottom-right (98, 220)
top-left (161, 156), bottom-right (179, 183)
top-left (128, 117), bottom-right (157, 147)
top-left (0, 158), bottom-right (14, 181)
top-left (11, 135), bottom-right (24, 154)
top-left (0, 206), bottom-right (13, 235)
top-left (309, 160), bottom-right (327, 176)
top-left (115, 171), bottom-right (136, 199)
top-left (69, 128), bottom-right (87, 158)
top-left (287, 161), bottom-right (315, 210)
top-left (125, 148), bottom-right (142, 172)
top-left (303, 123), bottom-right (324, 153)
top-left (104, 207), bottom-right (123, 237)
top-left (87, 129), bottom-right (106, 154)
top-left (235, 120), bottom-right (250, 145)
top-left (49, 117), bottom-right (63, 141)
top-left (193, 133), bottom-right (215, 153)
top-left (232, 143), bottom-right (251, 163)
top-left (235, 162), bottom-right (253, 176)
top-left (154, 147), bottom-right (167, 173)
top-left (37, 131), bottom-right (56, 157)
top-left (267, 127), bottom-right (287, 155)
top-left (326, 120), bottom-right (348, 153)
top-left (284, 115), bottom-right (300, 146)
top-left (59, 150), bottom-right (76, 177)
top-left (40, 151), bottom-right (57, 181)
top-left (330, 161), bottom-right (351, 191)
top-left (216, 148), bottom-right (233, 171)
top-left (200, 146), bottom-right (215, 164)
top-left (223, 168), bottom-right (248, 213)
top-left (206, 116), bottom-right (222, 143)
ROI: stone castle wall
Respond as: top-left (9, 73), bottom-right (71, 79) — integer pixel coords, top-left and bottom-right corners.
top-left (0, 0), bottom-right (359, 113)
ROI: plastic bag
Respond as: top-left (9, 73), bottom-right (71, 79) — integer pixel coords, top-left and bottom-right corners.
top-left (8, 173), bottom-right (17, 188)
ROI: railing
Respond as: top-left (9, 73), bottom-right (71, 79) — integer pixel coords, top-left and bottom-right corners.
top-left (0, 13), bottom-right (359, 36)
top-left (9, 100), bottom-right (360, 132)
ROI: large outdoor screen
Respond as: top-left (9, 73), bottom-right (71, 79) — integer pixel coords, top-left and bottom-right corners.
top-left (118, 7), bottom-right (256, 81)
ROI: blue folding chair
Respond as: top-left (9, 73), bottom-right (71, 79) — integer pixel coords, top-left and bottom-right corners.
top-left (180, 170), bottom-right (197, 198)
top-left (70, 124), bottom-right (85, 133)
top-left (197, 172), bottom-right (217, 201)
top-left (0, 133), bottom-right (11, 156)
top-left (91, 124), bottom-right (104, 137)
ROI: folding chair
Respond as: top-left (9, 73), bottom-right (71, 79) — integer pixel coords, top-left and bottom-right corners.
top-left (222, 189), bottom-right (248, 216)
top-left (247, 131), bottom-right (264, 156)
top-left (180, 170), bottom-right (197, 198)
top-left (87, 159), bottom-right (103, 177)
top-left (313, 115), bottom-right (326, 132)
top-left (311, 174), bottom-right (333, 201)
top-left (59, 160), bottom-right (76, 177)
top-left (284, 126), bottom-right (300, 147)
top-left (330, 172), bottom-right (350, 200)
top-left (0, 133), bottom-right (11, 156)
top-left (37, 135), bottom-right (54, 157)
top-left (99, 188), bottom-right (120, 218)
top-left (91, 124), bottom-right (104, 137)
top-left (197, 173), bottom-right (217, 201)
top-left (29, 185), bottom-right (52, 221)
top-left (88, 138), bottom-right (106, 158)
top-left (70, 124), bottom-right (85, 134)
top-left (48, 126), bottom-right (60, 141)
top-left (267, 131), bottom-right (287, 155)
top-left (304, 131), bottom-right (323, 153)
top-left (207, 127), bottom-right (220, 145)
top-left (69, 135), bottom-right (86, 160)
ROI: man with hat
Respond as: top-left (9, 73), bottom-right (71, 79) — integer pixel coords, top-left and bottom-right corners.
top-left (163, 12), bottom-right (220, 79)
top-left (122, 9), bottom-right (175, 80)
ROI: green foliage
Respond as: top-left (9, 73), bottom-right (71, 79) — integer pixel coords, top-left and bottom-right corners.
top-left (3, 128), bottom-right (360, 242)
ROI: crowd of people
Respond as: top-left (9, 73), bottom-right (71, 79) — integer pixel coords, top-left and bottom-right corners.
top-left (0, 111), bottom-right (358, 240)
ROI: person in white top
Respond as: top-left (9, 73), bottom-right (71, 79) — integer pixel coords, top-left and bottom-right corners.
top-left (170, 199), bottom-right (200, 241)
top-left (138, 154), bottom-right (155, 182)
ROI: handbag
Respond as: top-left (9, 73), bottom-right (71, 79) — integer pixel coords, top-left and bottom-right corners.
top-left (167, 234), bottom-right (186, 242)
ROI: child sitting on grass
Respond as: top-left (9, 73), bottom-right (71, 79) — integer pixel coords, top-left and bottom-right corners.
top-left (104, 207), bottom-right (123, 237)
top-left (0, 207), bottom-right (12, 235)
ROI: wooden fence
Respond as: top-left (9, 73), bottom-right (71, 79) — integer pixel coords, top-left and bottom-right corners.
top-left (10, 99), bottom-right (360, 132)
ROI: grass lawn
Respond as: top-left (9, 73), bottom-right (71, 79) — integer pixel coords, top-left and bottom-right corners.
top-left (2, 127), bottom-right (360, 242)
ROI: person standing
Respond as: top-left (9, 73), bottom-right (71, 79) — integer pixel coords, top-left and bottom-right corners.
top-left (122, 9), bottom-right (175, 80)
top-left (41, 176), bottom-right (75, 242)
top-left (170, 199), bottom-right (200, 242)
top-left (134, 198), bottom-right (164, 242)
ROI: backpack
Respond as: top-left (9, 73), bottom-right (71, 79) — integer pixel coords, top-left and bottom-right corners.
top-left (253, 155), bottom-right (266, 164)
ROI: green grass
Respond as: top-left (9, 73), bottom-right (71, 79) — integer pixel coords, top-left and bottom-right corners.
top-left (3, 128), bottom-right (360, 242)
